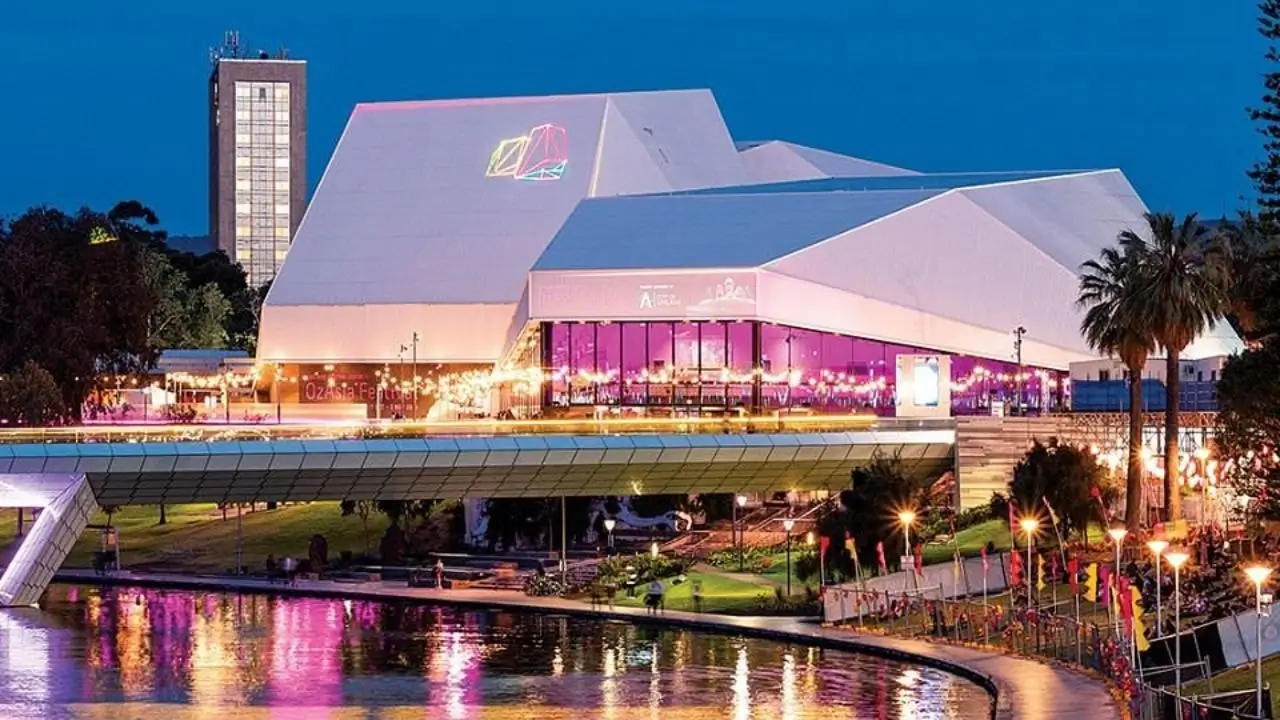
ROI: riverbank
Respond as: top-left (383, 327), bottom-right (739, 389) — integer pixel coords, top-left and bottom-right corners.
top-left (52, 568), bottom-right (1122, 720)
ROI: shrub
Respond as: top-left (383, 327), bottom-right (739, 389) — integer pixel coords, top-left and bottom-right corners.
top-left (706, 546), bottom-right (778, 573)
top-left (523, 573), bottom-right (565, 597)
top-left (597, 553), bottom-right (692, 585)
top-left (1008, 437), bottom-right (1117, 540)
top-left (793, 550), bottom-right (820, 582)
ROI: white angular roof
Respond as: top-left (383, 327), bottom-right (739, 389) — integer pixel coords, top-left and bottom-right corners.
top-left (260, 89), bottom-right (749, 363)
top-left (739, 140), bottom-right (920, 183)
top-left (257, 89), bottom-right (1245, 370)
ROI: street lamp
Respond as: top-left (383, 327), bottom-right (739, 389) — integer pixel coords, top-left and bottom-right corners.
top-left (1244, 564), bottom-right (1273, 716)
top-left (735, 494), bottom-right (748, 572)
top-left (603, 517), bottom-right (616, 553)
top-left (1020, 517), bottom-right (1039, 608)
top-left (899, 510), bottom-right (917, 569)
top-left (783, 517), bottom-right (796, 596)
top-left (1107, 526), bottom-right (1128, 644)
top-left (1146, 539), bottom-right (1168, 633)
top-left (1165, 550), bottom-right (1190, 701)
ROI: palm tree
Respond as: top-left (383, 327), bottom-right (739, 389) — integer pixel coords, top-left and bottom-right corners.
top-left (1217, 215), bottom-right (1280, 344)
top-left (1078, 238), bottom-right (1155, 530)
top-left (1125, 212), bottom-right (1230, 522)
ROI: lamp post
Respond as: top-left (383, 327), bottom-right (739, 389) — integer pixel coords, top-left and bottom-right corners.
top-left (1194, 446), bottom-right (1211, 527)
top-left (1244, 565), bottom-right (1273, 717)
top-left (783, 517), bottom-right (796, 597)
top-left (410, 332), bottom-right (420, 419)
top-left (1146, 539), bottom-right (1168, 633)
top-left (1165, 550), bottom-right (1190, 702)
top-left (603, 517), bottom-right (616, 554)
top-left (273, 363), bottom-right (283, 424)
top-left (1107, 526), bottom-right (1127, 639)
top-left (1013, 326), bottom-right (1026, 416)
top-left (899, 510), bottom-right (917, 571)
top-left (1020, 517), bottom-right (1039, 608)
top-left (735, 494), bottom-right (748, 572)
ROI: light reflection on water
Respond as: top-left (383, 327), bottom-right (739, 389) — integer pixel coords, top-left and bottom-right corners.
top-left (0, 585), bottom-right (991, 719)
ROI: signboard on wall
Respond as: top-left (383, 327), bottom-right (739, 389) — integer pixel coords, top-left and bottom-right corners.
top-left (896, 354), bottom-right (952, 418)
top-left (294, 364), bottom-right (416, 419)
top-left (532, 272), bottom-right (758, 320)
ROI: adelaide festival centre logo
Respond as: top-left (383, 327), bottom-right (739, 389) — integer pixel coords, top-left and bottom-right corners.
top-left (686, 277), bottom-right (755, 314)
top-left (485, 123), bottom-right (568, 181)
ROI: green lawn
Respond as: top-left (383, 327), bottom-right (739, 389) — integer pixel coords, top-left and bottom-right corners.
top-left (921, 519), bottom-right (1014, 564)
top-left (604, 570), bottom-right (778, 614)
top-left (1184, 655), bottom-right (1278, 716)
top-left (0, 502), bottom-right (391, 573)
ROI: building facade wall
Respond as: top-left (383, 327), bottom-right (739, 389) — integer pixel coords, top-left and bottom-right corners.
top-left (209, 59), bottom-right (306, 288)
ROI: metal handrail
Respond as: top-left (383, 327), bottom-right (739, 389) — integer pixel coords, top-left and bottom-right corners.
top-left (0, 414), bottom-right (958, 445)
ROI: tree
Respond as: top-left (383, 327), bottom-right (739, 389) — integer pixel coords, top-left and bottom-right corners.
top-left (1126, 212), bottom-right (1230, 521)
top-left (0, 207), bottom-right (155, 418)
top-left (483, 498), bottom-right (550, 550)
top-left (1078, 238), bottom-right (1156, 530)
top-left (0, 361), bottom-right (67, 426)
top-left (141, 248), bottom-right (232, 348)
top-left (1215, 216), bottom-right (1280, 343)
top-left (1216, 342), bottom-right (1280, 518)
top-left (341, 499), bottom-right (377, 553)
top-left (1008, 438), bottom-right (1116, 540)
top-left (1249, 0), bottom-right (1280, 230)
top-left (819, 452), bottom-right (934, 578)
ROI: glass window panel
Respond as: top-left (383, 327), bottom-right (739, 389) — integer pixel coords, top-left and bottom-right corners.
top-left (821, 334), bottom-right (855, 411)
top-left (621, 323), bottom-right (647, 404)
top-left (647, 322), bottom-right (673, 404)
top-left (647, 323), bottom-right (672, 376)
top-left (569, 324), bottom-right (595, 404)
top-left (596, 323), bottom-right (621, 405)
top-left (789, 328), bottom-right (820, 407)
top-left (727, 322), bottom-right (753, 377)
top-left (699, 322), bottom-right (726, 371)
top-left (673, 321), bottom-right (698, 370)
top-left (550, 324), bottom-right (570, 407)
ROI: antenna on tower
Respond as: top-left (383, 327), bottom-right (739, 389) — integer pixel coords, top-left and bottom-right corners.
top-left (210, 30), bottom-right (244, 64)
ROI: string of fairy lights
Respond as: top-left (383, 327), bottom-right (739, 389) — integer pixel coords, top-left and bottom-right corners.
top-left (86, 359), bottom-right (1067, 414)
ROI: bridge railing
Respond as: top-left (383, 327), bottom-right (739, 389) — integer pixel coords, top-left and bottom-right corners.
top-left (0, 414), bottom-right (957, 445)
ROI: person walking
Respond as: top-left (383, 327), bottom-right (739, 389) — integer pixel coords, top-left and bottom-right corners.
top-left (434, 557), bottom-right (446, 589)
top-left (645, 579), bottom-right (665, 614)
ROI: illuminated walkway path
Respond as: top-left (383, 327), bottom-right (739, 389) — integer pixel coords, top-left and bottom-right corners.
top-left (53, 568), bottom-right (1119, 720)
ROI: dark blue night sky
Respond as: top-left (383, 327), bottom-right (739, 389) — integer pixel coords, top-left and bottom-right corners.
top-left (0, 1), bottom-right (1263, 235)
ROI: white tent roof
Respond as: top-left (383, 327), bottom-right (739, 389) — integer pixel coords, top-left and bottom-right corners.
top-left (738, 140), bottom-right (919, 183)
top-left (257, 89), bottom-right (1245, 370)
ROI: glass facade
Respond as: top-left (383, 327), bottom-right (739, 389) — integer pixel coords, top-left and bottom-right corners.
top-left (540, 321), bottom-right (1067, 416)
top-left (234, 81), bottom-right (292, 288)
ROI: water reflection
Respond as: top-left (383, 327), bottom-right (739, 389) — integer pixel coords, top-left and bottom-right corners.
top-left (0, 585), bottom-right (990, 719)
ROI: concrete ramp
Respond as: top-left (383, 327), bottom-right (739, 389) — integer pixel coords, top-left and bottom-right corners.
top-left (0, 474), bottom-right (97, 606)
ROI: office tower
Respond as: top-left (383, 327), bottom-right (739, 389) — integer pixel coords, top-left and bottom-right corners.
top-left (208, 32), bottom-right (306, 288)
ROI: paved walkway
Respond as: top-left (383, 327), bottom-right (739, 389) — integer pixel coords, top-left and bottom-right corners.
top-left (53, 568), bottom-right (1120, 720)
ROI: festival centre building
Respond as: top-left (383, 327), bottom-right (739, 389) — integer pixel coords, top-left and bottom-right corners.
top-left (254, 89), bottom-right (1242, 421)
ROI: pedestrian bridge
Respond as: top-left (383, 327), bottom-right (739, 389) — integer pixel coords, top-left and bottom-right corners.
top-left (0, 415), bottom-right (955, 606)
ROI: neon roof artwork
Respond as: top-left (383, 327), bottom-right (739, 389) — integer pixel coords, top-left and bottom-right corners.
top-left (486, 123), bottom-right (568, 181)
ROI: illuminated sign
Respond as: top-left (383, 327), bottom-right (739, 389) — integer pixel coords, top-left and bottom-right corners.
top-left (912, 357), bottom-right (941, 407)
top-left (486, 124), bottom-right (568, 181)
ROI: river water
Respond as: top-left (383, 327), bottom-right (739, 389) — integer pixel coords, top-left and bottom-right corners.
top-left (0, 585), bottom-right (991, 719)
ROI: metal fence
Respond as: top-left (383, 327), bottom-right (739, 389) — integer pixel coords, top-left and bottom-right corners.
top-left (0, 413), bottom-right (956, 444)
top-left (825, 587), bottom-right (1271, 719)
